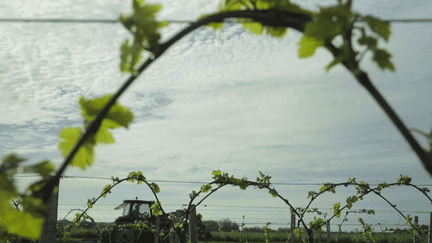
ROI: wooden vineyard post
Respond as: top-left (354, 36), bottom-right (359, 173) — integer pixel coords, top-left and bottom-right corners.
top-left (326, 221), bottom-right (331, 243)
top-left (429, 212), bottom-right (432, 243)
top-left (189, 206), bottom-right (199, 243)
top-left (414, 216), bottom-right (419, 243)
top-left (38, 178), bottom-right (60, 243)
top-left (170, 210), bottom-right (183, 243)
top-left (154, 217), bottom-right (161, 243)
top-left (290, 213), bottom-right (296, 243)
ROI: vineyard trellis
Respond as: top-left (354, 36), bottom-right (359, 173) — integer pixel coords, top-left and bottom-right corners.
top-left (49, 171), bottom-right (431, 243)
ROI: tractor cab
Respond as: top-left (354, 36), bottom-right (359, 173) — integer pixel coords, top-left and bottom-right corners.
top-left (101, 198), bottom-right (172, 243)
top-left (114, 199), bottom-right (155, 224)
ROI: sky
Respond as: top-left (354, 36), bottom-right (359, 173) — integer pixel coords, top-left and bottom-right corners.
top-left (1, 0), bottom-right (432, 232)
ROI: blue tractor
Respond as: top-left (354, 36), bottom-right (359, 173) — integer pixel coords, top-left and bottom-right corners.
top-left (101, 199), bottom-right (171, 243)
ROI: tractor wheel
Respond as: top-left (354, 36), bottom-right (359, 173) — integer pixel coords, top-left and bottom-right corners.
top-left (99, 230), bottom-right (109, 243)
top-left (112, 229), bottom-right (136, 243)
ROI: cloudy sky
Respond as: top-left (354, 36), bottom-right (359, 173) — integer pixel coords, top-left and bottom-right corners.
top-left (1, 0), bottom-right (432, 231)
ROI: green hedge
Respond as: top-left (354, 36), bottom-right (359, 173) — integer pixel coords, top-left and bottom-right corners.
top-left (210, 231), bottom-right (289, 242)
top-left (60, 228), bottom-right (100, 240)
top-left (209, 231), bottom-right (417, 243)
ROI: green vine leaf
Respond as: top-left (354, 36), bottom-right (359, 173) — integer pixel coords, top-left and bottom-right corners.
top-left (0, 185), bottom-right (16, 207)
top-left (256, 171), bottom-right (272, 188)
top-left (309, 217), bottom-right (325, 232)
top-left (128, 171), bottom-right (137, 182)
top-left (0, 152), bottom-right (47, 240)
top-left (325, 52), bottom-right (346, 72)
top-left (1, 154), bottom-right (25, 199)
top-left (299, 3), bottom-right (349, 59)
top-left (333, 202), bottom-right (342, 218)
top-left (356, 181), bottom-right (369, 194)
top-left (119, 0), bottom-right (168, 73)
top-left (150, 182), bottom-right (160, 193)
top-left (307, 190), bottom-right (317, 199)
top-left (212, 170), bottom-right (222, 177)
top-left (242, 21), bottom-right (264, 35)
top-left (58, 127), bottom-right (94, 170)
top-left (265, 26), bottom-right (288, 38)
top-left (355, 16), bottom-right (395, 72)
top-left (269, 188), bottom-right (278, 198)
top-left (218, 0), bottom-right (251, 11)
top-left (256, 0), bottom-right (270, 9)
top-left (135, 171), bottom-right (146, 184)
top-left (1, 153), bottom-right (26, 172)
top-left (212, 170), bottom-right (225, 184)
top-left (59, 94), bottom-right (134, 170)
top-left (201, 184), bottom-right (212, 193)
top-left (0, 205), bottom-right (45, 239)
top-left (233, 177), bottom-right (249, 190)
top-left (298, 35), bottom-right (322, 58)
top-left (73, 213), bottom-right (83, 226)
top-left (299, 2), bottom-right (355, 72)
top-left (364, 16), bottom-right (391, 42)
top-left (238, 179), bottom-right (249, 190)
top-left (357, 32), bottom-right (378, 50)
top-left (0, 154), bottom-right (53, 222)
top-left (87, 198), bottom-right (95, 208)
top-left (79, 94), bottom-right (134, 129)
top-left (21, 197), bottom-right (46, 218)
top-left (119, 39), bottom-right (134, 74)
top-left (101, 184), bottom-right (112, 198)
top-left (294, 227), bottom-right (307, 239)
top-left (320, 183), bottom-right (336, 193)
top-left (297, 1), bottom-right (395, 73)
top-left (94, 126), bottom-right (115, 144)
top-left (372, 49), bottom-right (395, 71)
top-left (405, 215), bottom-right (412, 224)
top-left (23, 161), bottom-right (56, 179)
top-left (397, 175), bottom-right (412, 185)
top-left (151, 202), bottom-right (162, 216)
top-left (376, 182), bottom-right (389, 192)
top-left (346, 195), bottom-right (358, 209)
top-left (189, 190), bottom-right (198, 199)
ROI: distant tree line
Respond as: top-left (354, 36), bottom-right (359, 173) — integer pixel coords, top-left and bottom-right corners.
top-left (201, 218), bottom-right (291, 233)
top-left (201, 218), bottom-right (239, 232)
top-left (200, 218), bottom-right (429, 234)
